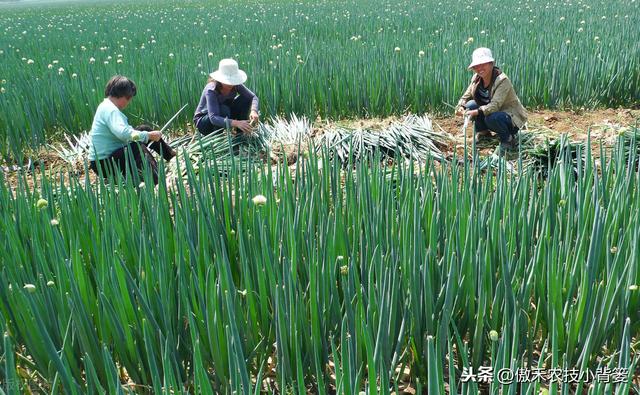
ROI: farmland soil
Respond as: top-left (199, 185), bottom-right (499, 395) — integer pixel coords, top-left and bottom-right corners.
top-left (336, 107), bottom-right (640, 158)
top-left (2, 108), bottom-right (639, 191)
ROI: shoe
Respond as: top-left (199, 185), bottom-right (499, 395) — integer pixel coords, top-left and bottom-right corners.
top-left (148, 139), bottom-right (177, 161)
top-left (161, 140), bottom-right (177, 161)
top-left (474, 130), bottom-right (492, 144)
top-left (499, 135), bottom-right (517, 153)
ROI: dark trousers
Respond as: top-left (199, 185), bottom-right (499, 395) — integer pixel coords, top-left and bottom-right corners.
top-left (465, 100), bottom-right (518, 143)
top-left (90, 142), bottom-right (159, 185)
top-left (194, 95), bottom-right (252, 136)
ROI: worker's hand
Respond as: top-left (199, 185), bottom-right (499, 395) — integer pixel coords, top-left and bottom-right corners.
top-left (455, 106), bottom-right (465, 116)
top-left (249, 110), bottom-right (259, 126)
top-left (148, 131), bottom-right (163, 142)
top-left (465, 109), bottom-right (479, 117)
top-left (231, 120), bottom-right (253, 134)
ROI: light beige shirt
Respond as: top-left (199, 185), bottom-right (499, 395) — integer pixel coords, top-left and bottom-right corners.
top-left (458, 71), bottom-right (528, 129)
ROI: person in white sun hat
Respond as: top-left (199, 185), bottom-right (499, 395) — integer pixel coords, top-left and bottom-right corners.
top-left (456, 47), bottom-right (527, 151)
top-left (193, 58), bottom-right (259, 136)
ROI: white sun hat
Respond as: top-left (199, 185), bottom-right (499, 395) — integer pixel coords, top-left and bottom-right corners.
top-left (468, 47), bottom-right (495, 69)
top-left (210, 58), bottom-right (247, 85)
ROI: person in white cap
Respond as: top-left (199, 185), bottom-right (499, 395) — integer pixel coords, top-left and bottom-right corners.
top-left (193, 58), bottom-right (259, 135)
top-left (456, 47), bottom-right (527, 151)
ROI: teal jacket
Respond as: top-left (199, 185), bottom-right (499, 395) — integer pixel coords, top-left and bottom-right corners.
top-left (88, 99), bottom-right (149, 161)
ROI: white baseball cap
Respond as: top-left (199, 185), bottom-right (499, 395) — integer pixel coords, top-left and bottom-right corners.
top-left (468, 47), bottom-right (495, 69)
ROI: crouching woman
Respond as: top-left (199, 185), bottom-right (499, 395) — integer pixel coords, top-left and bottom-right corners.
top-left (193, 58), bottom-right (259, 136)
top-left (88, 75), bottom-right (175, 185)
top-left (456, 48), bottom-right (527, 150)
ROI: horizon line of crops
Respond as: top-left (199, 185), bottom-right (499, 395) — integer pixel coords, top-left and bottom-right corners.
top-left (1, 0), bottom-right (639, 158)
top-left (0, 131), bottom-right (639, 393)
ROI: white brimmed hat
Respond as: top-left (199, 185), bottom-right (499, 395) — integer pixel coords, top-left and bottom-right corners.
top-left (210, 58), bottom-right (247, 85)
top-left (468, 47), bottom-right (495, 69)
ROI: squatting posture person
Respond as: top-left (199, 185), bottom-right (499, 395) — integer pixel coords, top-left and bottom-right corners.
top-left (88, 75), bottom-right (176, 185)
top-left (193, 58), bottom-right (260, 136)
top-left (456, 48), bottom-right (527, 151)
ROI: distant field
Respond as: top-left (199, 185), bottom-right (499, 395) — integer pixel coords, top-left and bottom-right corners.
top-left (0, 0), bottom-right (638, 157)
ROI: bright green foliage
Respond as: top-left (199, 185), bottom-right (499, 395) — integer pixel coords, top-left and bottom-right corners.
top-left (0, 132), bottom-right (639, 393)
top-left (0, 0), bottom-right (639, 157)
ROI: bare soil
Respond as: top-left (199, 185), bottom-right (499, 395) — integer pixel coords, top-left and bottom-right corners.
top-left (332, 108), bottom-right (640, 157)
top-left (435, 108), bottom-right (639, 140)
top-left (2, 109), bottom-right (639, 191)
top-left (326, 108), bottom-right (639, 140)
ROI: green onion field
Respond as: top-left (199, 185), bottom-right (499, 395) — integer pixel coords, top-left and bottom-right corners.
top-left (0, 0), bottom-right (639, 393)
